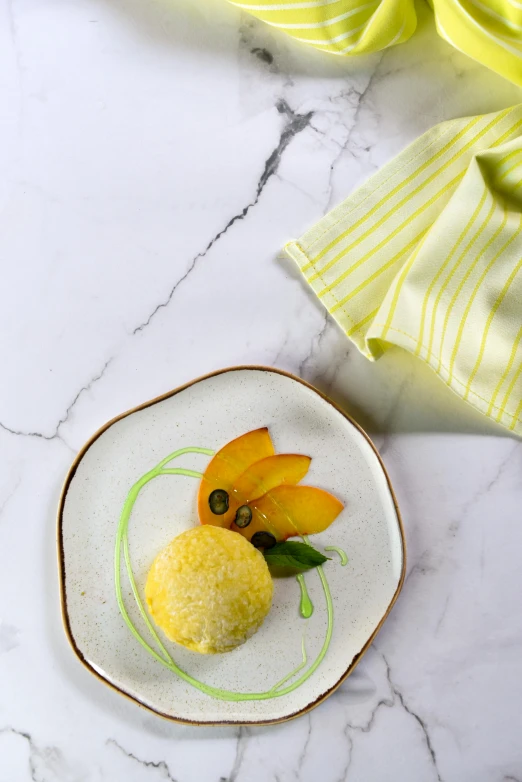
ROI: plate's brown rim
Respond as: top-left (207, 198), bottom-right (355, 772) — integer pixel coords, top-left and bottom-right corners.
top-left (57, 364), bottom-right (406, 727)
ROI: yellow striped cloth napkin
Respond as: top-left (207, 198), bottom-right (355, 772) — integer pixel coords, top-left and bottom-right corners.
top-left (285, 104), bottom-right (522, 435)
top-left (230, 0), bottom-right (522, 87)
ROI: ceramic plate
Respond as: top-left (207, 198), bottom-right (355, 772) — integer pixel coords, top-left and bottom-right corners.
top-left (58, 367), bottom-right (405, 725)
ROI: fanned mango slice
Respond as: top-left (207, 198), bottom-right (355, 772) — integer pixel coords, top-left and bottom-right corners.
top-left (237, 485), bottom-right (344, 542)
top-left (233, 454), bottom-right (311, 504)
top-left (198, 428), bottom-right (344, 541)
top-left (224, 454), bottom-right (311, 530)
top-left (198, 428), bottom-right (274, 527)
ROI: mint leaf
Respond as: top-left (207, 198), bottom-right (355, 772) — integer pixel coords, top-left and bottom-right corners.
top-left (263, 541), bottom-right (330, 571)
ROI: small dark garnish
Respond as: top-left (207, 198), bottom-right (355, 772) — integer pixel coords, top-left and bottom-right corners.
top-left (234, 505), bottom-right (252, 528)
top-left (251, 531), bottom-right (277, 549)
top-left (208, 489), bottom-right (229, 515)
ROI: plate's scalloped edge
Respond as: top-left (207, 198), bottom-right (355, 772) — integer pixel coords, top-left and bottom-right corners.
top-left (57, 364), bottom-right (407, 727)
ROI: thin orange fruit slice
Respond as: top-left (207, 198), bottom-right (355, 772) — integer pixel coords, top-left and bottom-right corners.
top-left (236, 484), bottom-right (344, 543)
top-left (227, 454), bottom-right (311, 529)
top-left (198, 427), bottom-right (274, 527)
top-left (233, 454), bottom-right (311, 503)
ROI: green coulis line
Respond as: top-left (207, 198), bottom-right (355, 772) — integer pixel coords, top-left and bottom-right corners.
top-left (296, 573), bottom-right (314, 618)
top-left (114, 446), bottom-right (336, 702)
top-left (324, 545), bottom-right (348, 565)
top-left (268, 631), bottom-right (308, 693)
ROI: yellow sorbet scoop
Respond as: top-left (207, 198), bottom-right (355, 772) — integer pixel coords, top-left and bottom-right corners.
top-left (145, 526), bottom-right (273, 654)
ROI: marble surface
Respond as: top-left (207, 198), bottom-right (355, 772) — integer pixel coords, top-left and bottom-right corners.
top-left (1, 0), bottom-right (521, 779)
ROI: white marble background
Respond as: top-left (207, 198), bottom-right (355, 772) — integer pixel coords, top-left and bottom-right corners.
top-left (1, 0), bottom-right (522, 780)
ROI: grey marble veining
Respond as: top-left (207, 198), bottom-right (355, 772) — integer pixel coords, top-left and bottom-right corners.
top-left (1, 0), bottom-right (522, 779)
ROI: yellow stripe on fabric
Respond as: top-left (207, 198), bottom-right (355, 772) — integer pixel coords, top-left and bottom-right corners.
top-left (414, 186), bottom-right (488, 358)
top-left (270, 1), bottom-right (378, 28)
top-left (447, 207), bottom-right (513, 384)
top-left (468, 0), bottom-right (522, 31)
top-left (464, 252), bottom-right (522, 401)
top-left (380, 231), bottom-right (433, 340)
top-left (498, 155), bottom-right (522, 181)
top-left (230, 0), bottom-right (343, 10)
top-left (426, 186), bottom-right (488, 361)
top-left (330, 229), bottom-right (428, 312)
top-left (234, 0), bottom-right (522, 87)
top-left (370, 319), bottom-right (522, 417)
top-left (456, 3), bottom-right (522, 58)
top-left (385, 17), bottom-right (409, 48)
top-left (304, 116), bottom-right (483, 275)
top-left (286, 104), bottom-right (522, 435)
top-left (353, 0), bottom-right (401, 45)
top-left (494, 145), bottom-right (522, 169)
top-left (442, 0), bottom-right (522, 54)
top-left (490, 116), bottom-right (522, 148)
top-left (436, 197), bottom-right (497, 373)
top-left (498, 359), bottom-right (522, 421)
top-left (487, 325), bottom-right (522, 416)
top-left (300, 123), bottom-right (457, 264)
top-left (303, 24), bottom-right (378, 51)
top-left (497, 147), bottom-right (522, 171)
top-left (313, 13), bottom-right (411, 55)
top-left (427, 189), bottom-right (491, 365)
top-left (497, 33), bottom-right (522, 54)
top-left (346, 307), bottom-right (379, 337)
top-left (308, 106), bottom-right (520, 272)
top-left (509, 397), bottom-right (522, 430)
top-left (293, 22), bottom-right (367, 44)
top-left (318, 171), bottom-right (463, 298)
top-left (434, 0), bottom-right (522, 85)
top-left (309, 109), bottom-right (511, 284)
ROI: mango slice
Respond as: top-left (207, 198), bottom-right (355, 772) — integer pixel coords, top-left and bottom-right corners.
top-left (233, 454), bottom-right (311, 504)
top-left (198, 428), bottom-right (274, 527)
top-left (198, 428), bottom-right (344, 541)
top-left (222, 453), bottom-right (311, 529)
top-left (237, 485), bottom-right (344, 542)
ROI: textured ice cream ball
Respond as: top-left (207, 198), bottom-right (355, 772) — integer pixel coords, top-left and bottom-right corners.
top-left (145, 525), bottom-right (273, 654)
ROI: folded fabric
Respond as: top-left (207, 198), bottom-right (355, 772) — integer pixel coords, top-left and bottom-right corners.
top-left (229, 0), bottom-right (522, 87)
top-left (285, 104), bottom-right (522, 435)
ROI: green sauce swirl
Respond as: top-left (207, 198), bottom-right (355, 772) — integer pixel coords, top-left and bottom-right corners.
top-left (114, 447), bottom-right (336, 702)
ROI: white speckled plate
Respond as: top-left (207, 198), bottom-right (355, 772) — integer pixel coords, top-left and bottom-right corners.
top-left (58, 367), bottom-right (405, 725)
